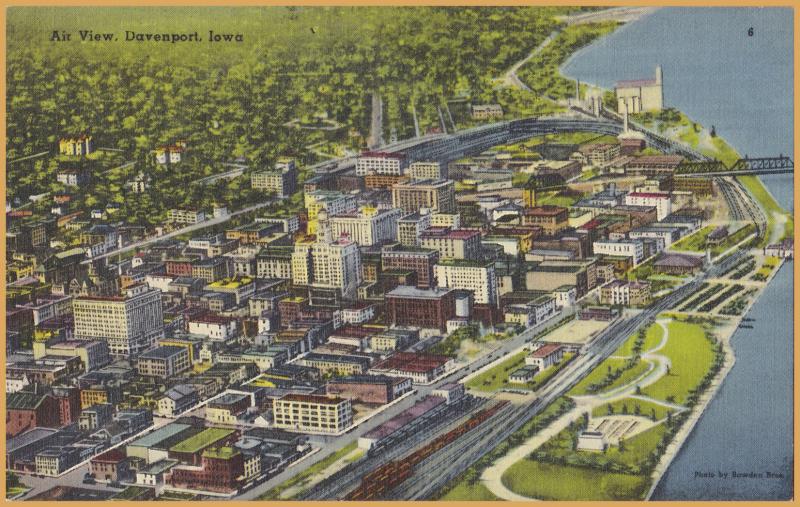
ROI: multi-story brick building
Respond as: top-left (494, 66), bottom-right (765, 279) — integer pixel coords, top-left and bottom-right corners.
top-left (6, 392), bottom-right (61, 437)
top-left (167, 447), bottom-right (244, 494)
top-left (381, 246), bottom-right (439, 288)
top-left (385, 286), bottom-right (457, 332)
top-left (419, 227), bottom-right (482, 260)
top-left (326, 375), bottom-right (412, 404)
top-left (521, 206), bottom-right (569, 235)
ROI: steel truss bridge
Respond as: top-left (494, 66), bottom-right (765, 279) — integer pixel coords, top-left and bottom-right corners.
top-left (675, 155), bottom-right (794, 177)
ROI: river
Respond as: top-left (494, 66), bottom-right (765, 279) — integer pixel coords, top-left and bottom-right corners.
top-left (562, 7), bottom-right (794, 500)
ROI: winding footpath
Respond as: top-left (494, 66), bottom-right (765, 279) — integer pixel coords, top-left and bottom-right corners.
top-left (481, 320), bottom-right (685, 501)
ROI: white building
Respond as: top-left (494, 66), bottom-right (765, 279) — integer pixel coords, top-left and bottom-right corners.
top-left (292, 237), bottom-right (362, 300)
top-left (73, 284), bottom-right (164, 357)
top-left (593, 239), bottom-right (645, 265)
top-left (355, 152), bottom-right (408, 176)
top-left (188, 315), bottom-right (238, 341)
top-left (624, 192), bottom-right (672, 220)
top-left (526, 344), bottom-right (564, 370)
top-left (408, 161), bottom-right (444, 180)
top-left (328, 207), bottom-right (404, 246)
top-left (577, 430), bottom-right (607, 451)
top-left (434, 259), bottom-right (498, 306)
top-left (167, 208), bottom-right (205, 225)
top-left (553, 285), bottom-right (577, 308)
top-left (341, 304), bottom-right (376, 324)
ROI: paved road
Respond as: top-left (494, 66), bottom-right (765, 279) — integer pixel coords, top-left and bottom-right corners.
top-left (368, 92), bottom-right (384, 149)
top-left (8, 151), bottom-right (49, 164)
top-left (385, 253), bottom-right (748, 500)
top-left (83, 200), bottom-right (273, 264)
top-left (500, 30), bottom-right (559, 91)
top-left (556, 6), bottom-right (657, 25)
top-left (235, 309), bottom-right (575, 500)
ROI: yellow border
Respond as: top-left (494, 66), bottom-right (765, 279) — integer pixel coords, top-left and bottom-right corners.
top-left (0, 2), bottom-right (797, 507)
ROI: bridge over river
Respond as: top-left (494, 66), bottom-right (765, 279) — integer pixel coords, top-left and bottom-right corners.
top-left (308, 115), bottom-right (792, 187)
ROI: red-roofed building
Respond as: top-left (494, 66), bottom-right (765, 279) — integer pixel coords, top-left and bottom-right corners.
top-left (90, 449), bottom-right (131, 483)
top-left (526, 344), bottom-right (564, 370)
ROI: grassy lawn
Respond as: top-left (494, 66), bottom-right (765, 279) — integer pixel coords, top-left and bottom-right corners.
top-left (738, 175), bottom-right (792, 245)
top-left (536, 191), bottom-right (581, 207)
top-left (617, 323), bottom-right (664, 357)
top-left (670, 225), bottom-right (715, 252)
top-left (592, 397), bottom-right (673, 421)
top-left (710, 224), bottom-right (756, 256)
top-left (529, 353), bottom-right (576, 391)
top-left (534, 420), bottom-right (667, 471)
top-left (605, 423), bottom-right (668, 467)
top-left (570, 356), bottom-right (650, 397)
top-left (465, 352), bottom-right (527, 392)
top-left (258, 442), bottom-right (358, 500)
top-left (641, 320), bottom-right (715, 405)
top-left (502, 460), bottom-right (649, 501)
top-left (570, 357), bottom-right (628, 395)
top-left (440, 481), bottom-right (500, 501)
top-left (6, 486), bottom-right (29, 499)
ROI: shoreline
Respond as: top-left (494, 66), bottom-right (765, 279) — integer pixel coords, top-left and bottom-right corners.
top-left (647, 257), bottom-right (789, 498)
top-left (491, 9), bottom-right (791, 500)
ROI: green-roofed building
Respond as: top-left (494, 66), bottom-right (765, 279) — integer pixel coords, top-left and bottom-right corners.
top-left (126, 423), bottom-right (196, 464)
top-left (168, 427), bottom-right (238, 466)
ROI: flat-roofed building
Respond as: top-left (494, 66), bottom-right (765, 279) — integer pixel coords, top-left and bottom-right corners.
top-left (521, 206), bottom-right (569, 235)
top-left (396, 212), bottom-right (432, 247)
top-left (326, 375), bottom-right (412, 404)
top-left (73, 285), bottom-right (164, 358)
top-left (419, 227), bottom-right (482, 260)
top-left (385, 286), bottom-right (457, 332)
top-left (328, 206), bottom-right (404, 246)
top-left (434, 258), bottom-right (498, 306)
top-left (381, 246), bottom-right (439, 288)
top-left (272, 394), bottom-right (353, 433)
top-left (392, 179), bottom-right (456, 214)
top-left (356, 152), bottom-right (408, 176)
top-left (137, 345), bottom-right (190, 378)
top-left (408, 161), bottom-right (445, 180)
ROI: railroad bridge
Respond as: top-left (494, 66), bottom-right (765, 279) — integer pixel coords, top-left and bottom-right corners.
top-left (675, 155), bottom-right (794, 177)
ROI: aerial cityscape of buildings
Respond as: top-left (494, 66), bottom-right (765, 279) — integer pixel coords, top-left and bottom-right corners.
top-left (4, 5), bottom-right (794, 503)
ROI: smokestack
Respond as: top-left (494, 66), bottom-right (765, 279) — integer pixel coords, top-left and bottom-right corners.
top-left (655, 65), bottom-right (662, 85)
top-left (623, 101), bottom-right (629, 132)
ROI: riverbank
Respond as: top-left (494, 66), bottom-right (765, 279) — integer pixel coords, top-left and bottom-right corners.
top-left (647, 256), bottom-right (788, 498)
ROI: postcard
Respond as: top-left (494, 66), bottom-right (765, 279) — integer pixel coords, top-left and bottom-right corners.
top-left (4, 5), bottom-right (794, 502)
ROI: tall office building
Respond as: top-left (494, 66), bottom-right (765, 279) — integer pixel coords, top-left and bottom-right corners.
top-left (73, 284), bottom-right (164, 358)
top-left (391, 179), bottom-right (456, 214)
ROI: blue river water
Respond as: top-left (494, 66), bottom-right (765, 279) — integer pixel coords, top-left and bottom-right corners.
top-left (562, 7), bottom-right (794, 500)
